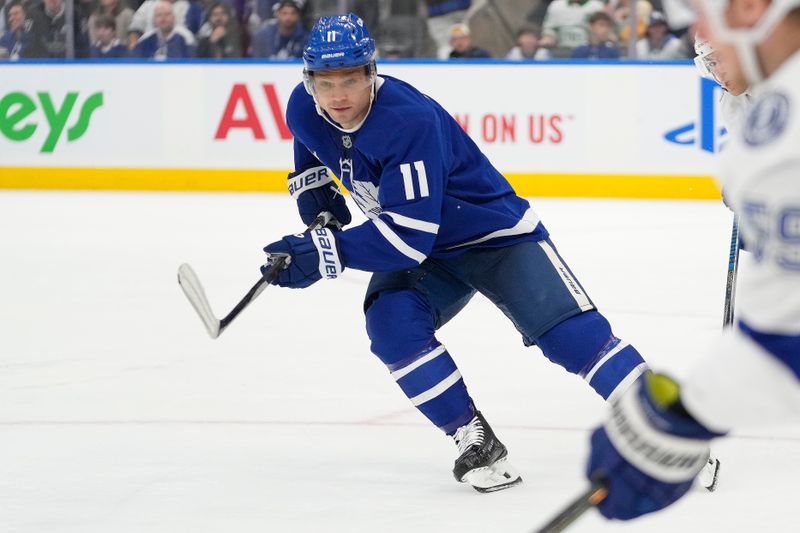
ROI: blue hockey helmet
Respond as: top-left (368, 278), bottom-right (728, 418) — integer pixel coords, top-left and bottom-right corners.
top-left (303, 13), bottom-right (376, 72)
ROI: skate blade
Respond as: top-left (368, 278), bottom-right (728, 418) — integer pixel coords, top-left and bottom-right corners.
top-left (462, 458), bottom-right (523, 493)
top-left (698, 457), bottom-right (721, 492)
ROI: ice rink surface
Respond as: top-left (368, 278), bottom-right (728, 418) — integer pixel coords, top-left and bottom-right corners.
top-left (2, 190), bottom-right (798, 533)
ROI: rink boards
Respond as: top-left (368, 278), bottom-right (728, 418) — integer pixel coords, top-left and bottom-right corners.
top-left (0, 60), bottom-right (725, 199)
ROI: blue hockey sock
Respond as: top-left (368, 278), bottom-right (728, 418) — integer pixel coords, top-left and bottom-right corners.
top-left (388, 342), bottom-right (475, 434)
top-left (536, 311), bottom-right (647, 401)
top-left (366, 290), bottom-right (474, 434)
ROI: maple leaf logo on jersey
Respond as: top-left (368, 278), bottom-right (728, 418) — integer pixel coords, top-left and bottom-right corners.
top-left (339, 157), bottom-right (381, 219)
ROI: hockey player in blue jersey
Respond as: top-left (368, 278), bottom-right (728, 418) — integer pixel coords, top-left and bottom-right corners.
top-left (261, 13), bottom-right (650, 492)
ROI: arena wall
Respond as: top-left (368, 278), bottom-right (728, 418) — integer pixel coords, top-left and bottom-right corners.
top-left (0, 60), bottom-right (726, 199)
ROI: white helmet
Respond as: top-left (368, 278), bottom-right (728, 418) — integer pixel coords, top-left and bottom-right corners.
top-left (697, 0), bottom-right (800, 84)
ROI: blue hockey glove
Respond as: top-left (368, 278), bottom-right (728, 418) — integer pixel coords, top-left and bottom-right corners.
top-left (587, 372), bottom-right (724, 521)
top-left (287, 165), bottom-right (351, 229)
top-left (262, 228), bottom-right (344, 289)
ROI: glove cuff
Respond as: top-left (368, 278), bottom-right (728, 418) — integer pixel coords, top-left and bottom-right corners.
top-left (603, 372), bottom-right (718, 483)
top-left (288, 166), bottom-right (333, 199)
top-left (310, 228), bottom-right (343, 280)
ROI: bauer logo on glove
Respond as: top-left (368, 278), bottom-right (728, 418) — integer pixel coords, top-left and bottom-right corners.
top-left (262, 227), bottom-right (344, 289)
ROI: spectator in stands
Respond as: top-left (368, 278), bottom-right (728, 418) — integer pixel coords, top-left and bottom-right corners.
top-left (0, 1), bottom-right (45, 59)
top-left (308, 0), bottom-right (378, 34)
top-left (612, 0), bottom-right (652, 51)
top-left (27, 0), bottom-right (90, 57)
top-left (196, 2), bottom-right (242, 58)
top-left (540, 0), bottom-right (604, 58)
top-left (375, 0), bottom-right (435, 59)
top-left (635, 11), bottom-right (684, 59)
top-left (132, 0), bottom-right (195, 58)
top-left (128, 0), bottom-right (202, 49)
top-left (611, 0), bottom-right (658, 49)
top-left (251, 0), bottom-right (306, 58)
top-left (88, 0), bottom-right (134, 45)
top-left (426, 0), bottom-right (470, 58)
top-left (660, 0), bottom-right (693, 38)
top-left (506, 24), bottom-right (550, 60)
top-left (447, 23), bottom-right (490, 59)
top-left (571, 11), bottom-right (619, 59)
top-left (255, 0), bottom-right (311, 29)
top-left (90, 15), bottom-right (129, 57)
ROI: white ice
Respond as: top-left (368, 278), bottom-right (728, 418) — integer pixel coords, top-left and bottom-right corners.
top-left (1, 191), bottom-right (798, 533)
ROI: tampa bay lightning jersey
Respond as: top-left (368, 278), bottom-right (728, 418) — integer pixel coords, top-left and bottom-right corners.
top-left (286, 75), bottom-right (548, 272)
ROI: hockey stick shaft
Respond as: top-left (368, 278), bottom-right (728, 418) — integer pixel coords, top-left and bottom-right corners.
top-left (178, 211), bottom-right (332, 338)
top-left (534, 480), bottom-right (608, 533)
top-left (723, 215), bottom-right (740, 329)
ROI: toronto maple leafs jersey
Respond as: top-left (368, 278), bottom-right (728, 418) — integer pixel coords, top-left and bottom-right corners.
top-left (285, 75), bottom-right (546, 272)
top-left (682, 51), bottom-right (800, 432)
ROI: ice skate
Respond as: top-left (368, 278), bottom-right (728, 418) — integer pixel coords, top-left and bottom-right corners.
top-left (698, 455), bottom-right (721, 492)
top-left (452, 411), bottom-right (522, 493)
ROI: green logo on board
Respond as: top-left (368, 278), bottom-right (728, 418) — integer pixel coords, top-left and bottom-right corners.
top-left (0, 91), bottom-right (104, 153)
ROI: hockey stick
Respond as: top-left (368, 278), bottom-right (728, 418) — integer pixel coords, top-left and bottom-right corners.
top-left (533, 477), bottom-right (608, 533)
top-left (723, 215), bottom-right (740, 329)
top-left (534, 216), bottom-right (738, 532)
top-left (177, 211), bottom-right (333, 339)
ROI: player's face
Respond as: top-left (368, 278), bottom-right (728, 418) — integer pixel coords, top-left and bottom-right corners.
top-left (312, 68), bottom-right (373, 129)
top-left (708, 47), bottom-right (749, 95)
top-left (695, 0), bottom-right (769, 94)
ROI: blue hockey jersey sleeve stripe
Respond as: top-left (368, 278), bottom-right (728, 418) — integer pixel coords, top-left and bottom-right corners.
top-left (445, 207), bottom-right (540, 250)
top-left (372, 218), bottom-right (427, 264)
top-left (382, 211), bottom-right (440, 234)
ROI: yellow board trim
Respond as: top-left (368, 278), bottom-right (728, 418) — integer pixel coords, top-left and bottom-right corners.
top-left (504, 172), bottom-right (721, 200)
top-left (0, 167), bottom-right (721, 200)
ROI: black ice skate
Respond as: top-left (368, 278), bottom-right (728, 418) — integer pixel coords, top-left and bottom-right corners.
top-left (452, 411), bottom-right (522, 493)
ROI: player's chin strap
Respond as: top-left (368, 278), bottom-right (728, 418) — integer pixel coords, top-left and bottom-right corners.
top-left (312, 75), bottom-right (384, 134)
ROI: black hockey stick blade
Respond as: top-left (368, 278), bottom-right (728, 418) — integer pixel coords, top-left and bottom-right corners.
top-left (177, 211), bottom-right (333, 339)
top-left (534, 478), bottom-right (607, 533)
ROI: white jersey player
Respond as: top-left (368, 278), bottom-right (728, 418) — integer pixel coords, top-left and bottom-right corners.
top-left (584, 0), bottom-right (800, 521)
top-left (694, 37), bottom-right (754, 136)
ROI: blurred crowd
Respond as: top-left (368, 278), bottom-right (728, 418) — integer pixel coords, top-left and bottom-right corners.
top-left (0, 0), bottom-right (698, 60)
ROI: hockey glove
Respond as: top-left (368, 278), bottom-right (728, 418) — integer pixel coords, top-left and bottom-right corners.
top-left (262, 228), bottom-right (344, 289)
top-left (587, 372), bottom-right (724, 521)
top-left (288, 165), bottom-right (351, 229)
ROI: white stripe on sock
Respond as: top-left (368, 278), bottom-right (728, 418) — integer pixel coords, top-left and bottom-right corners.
top-left (583, 341), bottom-right (629, 383)
top-left (409, 370), bottom-right (462, 406)
top-left (390, 345), bottom-right (447, 381)
top-left (606, 363), bottom-right (648, 402)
